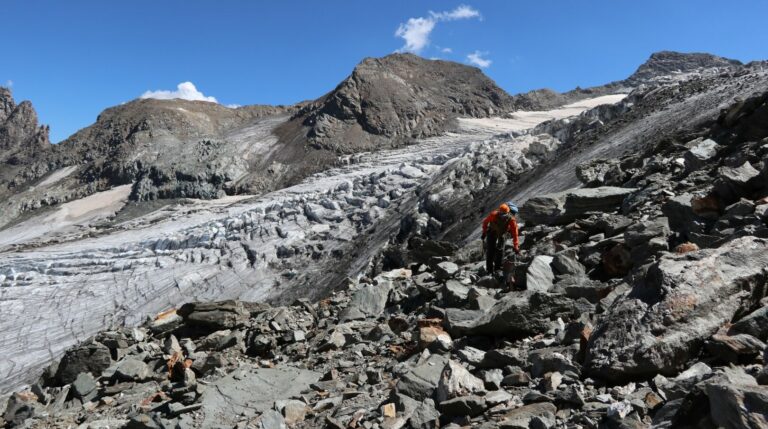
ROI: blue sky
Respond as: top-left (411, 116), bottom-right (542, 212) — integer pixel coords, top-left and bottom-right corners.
top-left (2, 1), bottom-right (767, 143)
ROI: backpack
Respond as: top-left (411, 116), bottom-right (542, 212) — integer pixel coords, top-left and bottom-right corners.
top-left (489, 211), bottom-right (512, 235)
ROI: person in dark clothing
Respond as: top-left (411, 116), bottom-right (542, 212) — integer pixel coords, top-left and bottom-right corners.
top-left (481, 202), bottom-right (520, 274)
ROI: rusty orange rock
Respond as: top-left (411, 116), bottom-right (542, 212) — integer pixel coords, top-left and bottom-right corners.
top-left (675, 242), bottom-right (700, 254)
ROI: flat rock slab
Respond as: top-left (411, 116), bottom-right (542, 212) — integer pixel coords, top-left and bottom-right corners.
top-left (340, 280), bottom-right (393, 321)
top-left (521, 187), bottom-right (636, 226)
top-left (200, 366), bottom-right (321, 429)
top-left (461, 291), bottom-right (579, 338)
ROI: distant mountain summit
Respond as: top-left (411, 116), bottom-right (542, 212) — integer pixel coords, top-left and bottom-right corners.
top-left (280, 53), bottom-right (515, 152)
top-left (626, 50), bottom-right (743, 83)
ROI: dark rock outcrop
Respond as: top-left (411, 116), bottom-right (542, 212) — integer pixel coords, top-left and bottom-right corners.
top-left (586, 237), bottom-right (768, 381)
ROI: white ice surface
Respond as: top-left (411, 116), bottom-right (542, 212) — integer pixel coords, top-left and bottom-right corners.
top-left (457, 94), bottom-right (628, 133)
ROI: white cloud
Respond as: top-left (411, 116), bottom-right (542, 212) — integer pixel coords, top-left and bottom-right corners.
top-left (4, 80), bottom-right (12, 88)
top-left (395, 5), bottom-right (481, 54)
top-left (440, 47), bottom-right (453, 53)
top-left (467, 51), bottom-right (492, 68)
top-left (395, 17), bottom-right (436, 54)
top-left (226, 104), bottom-right (241, 109)
top-left (430, 5), bottom-right (481, 21)
top-left (140, 81), bottom-right (217, 103)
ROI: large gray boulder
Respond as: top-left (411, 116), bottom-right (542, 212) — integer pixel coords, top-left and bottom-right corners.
top-left (661, 193), bottom-right (716, 239)
top-left (340, 279), bottom-right (393, 321)
top-left (526, 256), bottom-right (555, 292)
top-left (54, 342), bottom-right (112, 385)
top-left (199, 366), bottom-right (321, 429)
top-left (714, 161), bottom-right (761, 203)
top-left (458, 291), bottom-right (581, 338)
top-left (684, 138), bottom-right (720, 172)
top-left (586, 237), bottom-right (768, 381)
top-left (396, 354), bottom-right (450, 401)
top-left (521, 187), bottom-right (636, 226)
top-left (703, 367), bottom-right (768, 429)
top-left (177, 300), bottom-right (250, 332)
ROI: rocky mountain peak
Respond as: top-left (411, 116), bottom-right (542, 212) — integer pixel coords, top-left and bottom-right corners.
top-left (0, 87), bottom-right (16, 121)
top-left (0, 87), bottom-right (50, 153)
top-left (627, 50), bottom-right (743, 83)
top-left (283, 53), bottom-right (514, 152)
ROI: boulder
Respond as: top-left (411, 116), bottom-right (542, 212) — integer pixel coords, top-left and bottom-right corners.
top-left (199, 366), bottom-right (321, 428)
top-left (434, 261), bottom-right (459, 281)
top-left (459, 291), bottom-right (581, 338)
top-left (442, 280), bottom-right (469, 307)
top-left (408, 399), bottom-right (440, 429)
top-left (624, 217), bottom-right (671, 261)
top-left (684, 138), bottom-right (720, 171)
top-left (435, 360), bottom-right (486, 402)
top-left (72, 372), bottom-right (98, 399)
top-left (396, 354), bottom-right (450, 401)
top-left (586, 237), bottom-right (768, 381)
top-left (564, 187), bottom-right (637, 218)
top-left (418, 322), bottom-right (452, 352)
top-left (408, 238), bottom-right (458, 264)
top-left (529, 348), bottom-right (580, 378)
top-left (340, 280), bottom-right (393, 321)
top-left (499, 402), bottom-right (557, 429)
top-left (730, 306), bottom-right (768, 340)
top-left (704, 369), bottom-right (768, 429)
top-left (558, 275), bottom-right (613, 303)
top-left (714, 161), bottom-right (762, 203)
top-left (479, 348), bottom-right (527, 369)
top-left (551, 251), bottom-right (585, 277)
top-left (177, 300), bottom-right (250, 332)
top-left (279, 400), bottom-right (308, 425)
top-left (444, 308), bottom-right (485, 336)
top-left (2, 392), bottom-right (43, 427)
top-left (114, 358), bottom-right (152, 382)
top-left (662, 193), bottom-right (719, 241)
top-left (601, 243), bottom-right (632, 277)
top-left (526, 256), bottom-right (555, 292)
top-left (521, 187), bottom-right (636, 226)
top-left (438, 395), bottom-right (486, 417)
top-left (705, 333), bottom-right (766, 363)
top-left (54, 342), bottom-right (112, 385)
top-left (519, 193), bottom-right (564, 226)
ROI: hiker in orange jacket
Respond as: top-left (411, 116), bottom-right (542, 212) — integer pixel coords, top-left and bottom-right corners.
top-left (481, 202), bottom-right (520, 274)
